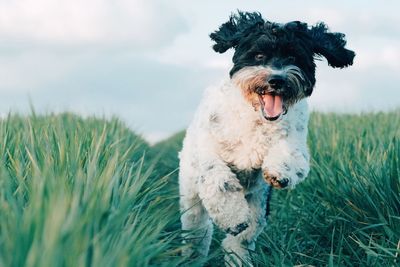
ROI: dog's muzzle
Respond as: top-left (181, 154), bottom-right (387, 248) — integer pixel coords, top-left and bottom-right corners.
top-left (256, 74), bottom-right (288, 121)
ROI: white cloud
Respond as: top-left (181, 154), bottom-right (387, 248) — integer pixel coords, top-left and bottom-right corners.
top-left (154, 30), bottom-right (233, 71)
top-left (351, 41), bottom-right (400, 71)
top-left (309, 79), bottom-right (361, 112)
top-left (0, 51), bottom-right (83, 92)
top-left (0, 0), bottom-right (186, 47)
top-left (0, 0), bottom-right (188, 93)
top-left (145, 131), bottom-right (171, 145)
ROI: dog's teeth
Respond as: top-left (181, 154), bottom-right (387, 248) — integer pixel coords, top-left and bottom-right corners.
top-left (256, 87), bottom-right (266, 95)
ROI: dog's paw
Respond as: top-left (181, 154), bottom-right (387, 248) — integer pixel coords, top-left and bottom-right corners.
top-left (225, 222), bottom-right (249, 236)
top-left (263, 170), bottom-right (290, 188)
top-left (262, 160), bottom-right (309, 189)
top-left (262, 146), bottom-right (310, 189)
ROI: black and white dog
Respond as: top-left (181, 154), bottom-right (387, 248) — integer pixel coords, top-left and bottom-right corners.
top-left (179, 11), bottom-right (354, 266)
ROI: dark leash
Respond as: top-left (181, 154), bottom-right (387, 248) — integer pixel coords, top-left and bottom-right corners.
top-left (265, 185), bottom-right (273, 218)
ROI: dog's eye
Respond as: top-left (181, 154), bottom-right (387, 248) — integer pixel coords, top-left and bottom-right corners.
top-left (255, 54), bottom-right (265, 60)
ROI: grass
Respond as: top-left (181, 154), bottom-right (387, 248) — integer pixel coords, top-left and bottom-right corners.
top-left (0, 113), bottom-right (182, 267)
top-left (254, 112), bottom-right (400, 266)
top-left (0, 110), bottom-right (399, 266)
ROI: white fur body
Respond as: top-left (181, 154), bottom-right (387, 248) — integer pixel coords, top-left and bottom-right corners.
top-left (179, 78), bottom-right (310, 265)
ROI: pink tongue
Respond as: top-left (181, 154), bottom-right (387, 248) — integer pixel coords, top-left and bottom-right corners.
top-left (262, 94), bottom-right (283, 118)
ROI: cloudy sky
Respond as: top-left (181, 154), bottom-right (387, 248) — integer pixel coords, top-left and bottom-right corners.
top-left (0, 0), bottom-right (399, 142)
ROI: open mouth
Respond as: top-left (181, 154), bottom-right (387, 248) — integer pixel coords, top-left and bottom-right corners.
top-left (257, 90), bottom-right (286, 121)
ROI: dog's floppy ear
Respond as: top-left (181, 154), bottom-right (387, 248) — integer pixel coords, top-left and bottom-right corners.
top-left (310, 23), bottom-right (355, 68)
top-left (210, 11), bottom-right (265, 53)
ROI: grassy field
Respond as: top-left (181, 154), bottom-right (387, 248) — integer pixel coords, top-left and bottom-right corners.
top-left (0, 111), bottom-right (399, 266)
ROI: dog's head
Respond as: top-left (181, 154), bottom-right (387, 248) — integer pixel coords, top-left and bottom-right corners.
top-left (210, 11), bottom-right (355, 121)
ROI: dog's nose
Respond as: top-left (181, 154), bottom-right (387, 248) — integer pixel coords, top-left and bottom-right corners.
top-left (277, 178), bottom-right (289, 188)
top-left (268, 75), bottom-right (286, 90)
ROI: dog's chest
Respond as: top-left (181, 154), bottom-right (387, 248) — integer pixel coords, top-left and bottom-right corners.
top-left (211, 116), bottom-right (286, 170)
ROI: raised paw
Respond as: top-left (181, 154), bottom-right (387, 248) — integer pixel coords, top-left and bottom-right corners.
top-left (263, 171), bottom-right (289, 189)
top-left (226, 222), bottom-right (249, 236)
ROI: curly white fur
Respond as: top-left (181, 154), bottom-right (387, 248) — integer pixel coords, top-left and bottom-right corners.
top-left (179, 77), bottom-right (310, 266)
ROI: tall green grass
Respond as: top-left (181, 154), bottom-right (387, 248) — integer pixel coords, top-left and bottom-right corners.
top-left (255, 111), bottom-right (400, 266)
top-left (0, 113), bottom-right (182, 267)
top-left (0, 111), bottom-right (399, 266)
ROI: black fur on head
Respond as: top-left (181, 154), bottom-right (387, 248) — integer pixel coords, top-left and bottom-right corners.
top-left (210, 11), bottom-right (355, 100)
top-left (310, 23), bottom-right (355, 68)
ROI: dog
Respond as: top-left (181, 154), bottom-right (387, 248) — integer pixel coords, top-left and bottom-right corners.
top-left (178, 11), bottom-right (354, 266)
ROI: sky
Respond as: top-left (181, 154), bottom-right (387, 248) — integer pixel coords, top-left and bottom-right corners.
top-left (0, 0), bottom-right (399, 143)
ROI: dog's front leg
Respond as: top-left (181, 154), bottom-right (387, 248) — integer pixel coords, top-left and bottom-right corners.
top-left (262, 113), bottom-right (310, 188)
top-left (197, 159), bottom-right (251, 236)
top-left (262, 138), bottom-right (310, 188)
